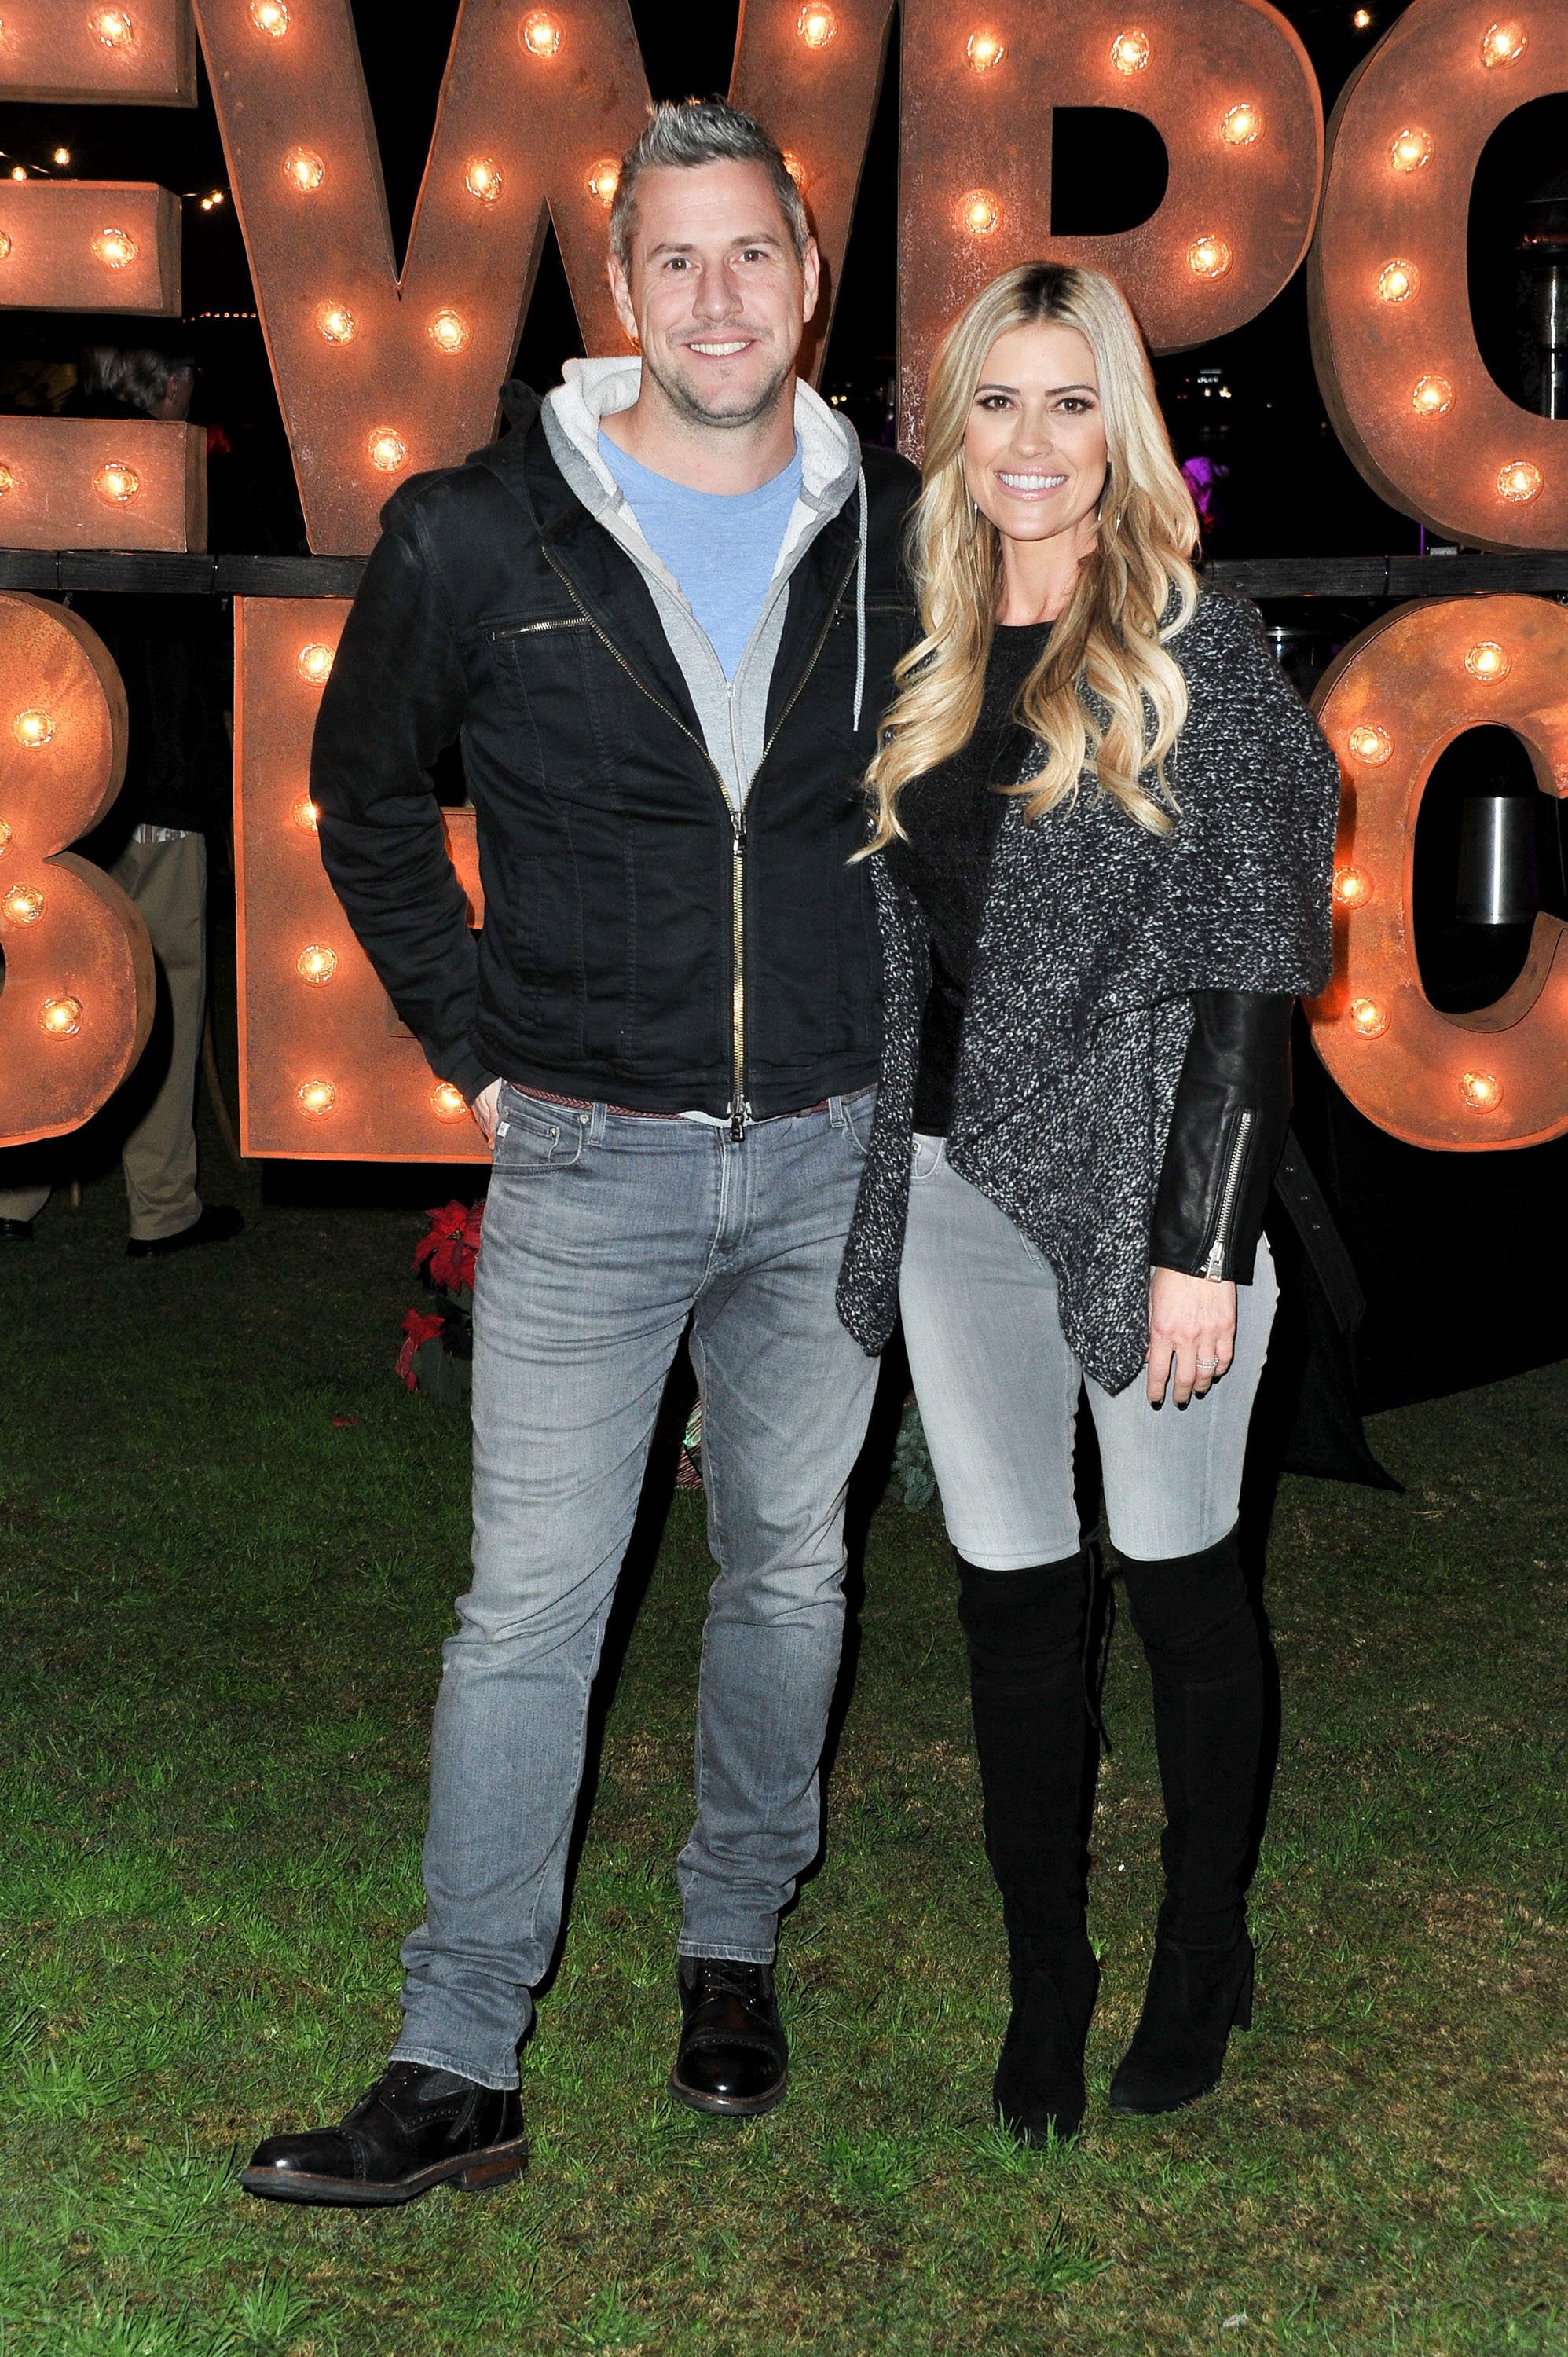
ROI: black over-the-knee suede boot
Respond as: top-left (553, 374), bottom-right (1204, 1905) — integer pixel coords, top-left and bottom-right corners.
top-left (1110, 1527), bottom-right (1266, 2116)
top-left (955, 1545), bottom-right (1101, 2143)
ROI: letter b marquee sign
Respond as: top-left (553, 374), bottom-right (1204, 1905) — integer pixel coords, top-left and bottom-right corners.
top-left (2, 0), bottom-right (1568, 1156)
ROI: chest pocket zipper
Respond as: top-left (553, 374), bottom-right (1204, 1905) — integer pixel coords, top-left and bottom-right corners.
top-left (487, 617), bottom-right (591, 642)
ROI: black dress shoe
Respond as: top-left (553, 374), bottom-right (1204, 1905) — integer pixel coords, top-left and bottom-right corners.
top-left (993, 1933), bottom-right (1100, 2146)
top-left (1109, 1928), bottom-right (1255, 2116)
top-left (127, 1205), bottom-right (245, 1259)
top-left (0, 1218), bottom-right (35, 1243)
top-left (669, 1958), bottom-right (788, 2117)
top-left (239, 2062), bottom-right (527, 2208)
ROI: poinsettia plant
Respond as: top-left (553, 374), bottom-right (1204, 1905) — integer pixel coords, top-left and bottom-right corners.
top-left (398, 1199), bottom-right (485, 1404)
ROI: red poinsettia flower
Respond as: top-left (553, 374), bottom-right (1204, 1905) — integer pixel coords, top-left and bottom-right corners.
top-left (396, 1307), bottom-right (445, 1390)
top-left (414, 1198), bottom-right (484, 1295)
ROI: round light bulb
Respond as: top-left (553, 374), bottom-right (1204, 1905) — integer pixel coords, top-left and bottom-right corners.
top-left (13, 709), bottom-right (53, 748)
top-left (297, 1077), bottom-right (337, 1117)
top-left (958, 188), bottom-right (1001, 236)
top-left (1460, 1069), bottom-right (1503, 1111)
top-left (1333, 865), bottom-right (1373, 908)
top-left (91, 227), bottom-right (138, 269)
top-left (1349, 997), bottom-right (1389, 1039)
top-left (465, 157), bottom-right (504, 203)
top-left (93, 460), bottom-right (139, 504)
top-left (428, 309), bottom-right (471, 354)
top-left (1412, 374), bottom-right (1454, 417)
top-left (966, 27), bottom-right (1005, 70)
top-left (1497, 459), bottom-right (1542, 504)
top-left (40, 995), bottom-right (82, 1036)
top-left (1390, 126), bottom-right (1434, 173)
top-left (53, 148), bottom-right (71, 167)
top-left (296, 943), bottom-right (338, 984)
top-left (1377, 258), bottom-right (1419, 303)
top-left (1353, 8), bottom-right (1372, 25)
top-left (296, 642), bottom-right (334, 686)
top-left (430, 1081), bottom-right (470, 1122)
top-left (519, 9), bottom-right (560, 57)
top-left (9, 170), bottom-right (24, 184)
top-left (1188, 234), bottom-right (1233, 279)
top-left (368, 427), bottom-right (407, 473)
top-left (797, 3), bottom-right (838, 46)
top-left (247, 0), bottom-right (289, 31)
top-left (585, 158), bottom-right (620, 207)
top-left (1111, 27), bottom-right (1150, 73)
top-left (1480, 19), bottom-right (1526, 66)
top-left (1348, 722), bottom-right (1393, 764)
top-left (1466, 640), bottom-right (1510, 681)
top-left (2, 882), bottom-right (45, 924)
top-left (1219, 102), bottom-right (1262, 146)
top-left (291, 794), bottom-right (319, 833)
top-left (282, 146), bottom-right (325, 193)
top-left (89, 6), bottom-right (134, 47)
top-left (315, 300), bottom-right (356, 344)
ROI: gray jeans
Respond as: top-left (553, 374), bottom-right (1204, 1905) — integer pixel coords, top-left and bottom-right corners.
top-left (392, 1084), bottom-right (879, 2090)
top-left (899, 1137), bottom-right (1277, 1569)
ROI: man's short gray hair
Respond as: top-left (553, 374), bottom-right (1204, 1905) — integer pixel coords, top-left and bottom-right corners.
top-left (82, 346), bottom-right (193, 416)
top-left (609, 98), bottom-right (809, 275)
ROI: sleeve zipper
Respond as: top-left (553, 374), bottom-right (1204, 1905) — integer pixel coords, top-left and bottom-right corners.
top-left (1201, 1108), bottom-right (1255, 1281)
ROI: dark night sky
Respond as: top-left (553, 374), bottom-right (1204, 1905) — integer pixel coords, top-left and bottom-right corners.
top-left (2, 2), bottom-right (1566, 560)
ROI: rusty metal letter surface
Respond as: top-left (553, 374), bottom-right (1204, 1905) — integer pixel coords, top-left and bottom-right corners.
top-left (896, 0), bottom-right (1323, 453)
top-left (1308, 594), bottom-right (1568, 1150)
top-left (1310, 0), bottom-right (1568, 552)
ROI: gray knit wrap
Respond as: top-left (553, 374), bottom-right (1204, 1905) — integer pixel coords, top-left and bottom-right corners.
top-left (835, 588), bottom-right (1342, 1393)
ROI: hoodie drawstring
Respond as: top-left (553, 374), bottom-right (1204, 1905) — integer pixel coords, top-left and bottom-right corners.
top-left (852, 467), bottom-right (868, 735)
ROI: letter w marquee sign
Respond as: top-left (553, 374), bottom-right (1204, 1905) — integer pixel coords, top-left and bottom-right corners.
top-left (2, 0), bottom-right (1567, 1156)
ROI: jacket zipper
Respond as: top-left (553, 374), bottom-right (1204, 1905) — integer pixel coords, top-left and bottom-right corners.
top-left (540, 539), bottom-right (859, 1141)
top-left (487, 616), bottom-right (589, 639)
top-left (1201, 1109), bottom-right (1254, 1281)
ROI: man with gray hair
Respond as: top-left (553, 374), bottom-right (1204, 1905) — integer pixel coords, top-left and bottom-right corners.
top-left (242, 99), bottom-right (916, 2206)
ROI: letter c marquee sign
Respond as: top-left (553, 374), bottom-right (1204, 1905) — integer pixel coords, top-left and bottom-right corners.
top-left (5, 0), bottom-right (1568, 1157)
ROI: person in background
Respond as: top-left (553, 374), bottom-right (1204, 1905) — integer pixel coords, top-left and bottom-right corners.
top-left (0, 347), bottom-right (243, 1258)
top-left (837, 262), bottom-right (1339, 2145)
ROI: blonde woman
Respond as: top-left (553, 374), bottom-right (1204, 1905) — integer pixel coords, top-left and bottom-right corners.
top-left (837, 262), bottom-right (1339, 2143)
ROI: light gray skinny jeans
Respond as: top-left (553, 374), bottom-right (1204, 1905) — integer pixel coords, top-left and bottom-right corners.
top-left (391, 1083), bottom-right (878, 2091)
top-left (899, 1137), bottom-right (1278, 1568)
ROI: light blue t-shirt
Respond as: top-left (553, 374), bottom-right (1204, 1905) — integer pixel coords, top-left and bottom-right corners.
top-left (597, 431), bottom-right (803, 680)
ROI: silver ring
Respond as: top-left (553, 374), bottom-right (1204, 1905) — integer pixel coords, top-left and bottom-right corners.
top-left (1196, 1356), bottom-right (1219, 1371)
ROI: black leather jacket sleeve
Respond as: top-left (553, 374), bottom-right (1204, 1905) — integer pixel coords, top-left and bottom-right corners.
top-left (311, 502), bottom-right (495, 1105)
top-left (1149, 991), bottom-right (1294, 1283)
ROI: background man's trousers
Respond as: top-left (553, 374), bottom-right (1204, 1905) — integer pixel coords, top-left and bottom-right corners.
top-left (0, 831), bottom-right (207, 1242)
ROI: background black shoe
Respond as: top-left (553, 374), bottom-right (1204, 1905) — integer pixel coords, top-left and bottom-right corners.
top-left (669, 1959), bottom-right (788, 2117)
top-left (240, 2062), bottom-right (527, 2207)
top-left (0, 1218), bottom-right (35, 1243)
top-left (127, 1206), bottom-right (245, 1260)
top-left (1109, 1929), bottom-right (1255, 2115)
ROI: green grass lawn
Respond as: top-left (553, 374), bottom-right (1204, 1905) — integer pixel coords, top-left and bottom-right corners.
top-left (0, 1151), bottom-right (1563, 2356)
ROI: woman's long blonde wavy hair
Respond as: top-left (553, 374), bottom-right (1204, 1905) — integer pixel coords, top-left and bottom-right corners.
top-left (863, 262), bottom-right (1200, 852)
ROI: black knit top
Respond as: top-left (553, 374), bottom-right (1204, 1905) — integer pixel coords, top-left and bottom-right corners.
top-left (885, 621), bottom-right (1053, 1133)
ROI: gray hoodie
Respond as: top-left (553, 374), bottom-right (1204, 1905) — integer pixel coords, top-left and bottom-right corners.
top-left (542, 356), bottom-right (868, 811)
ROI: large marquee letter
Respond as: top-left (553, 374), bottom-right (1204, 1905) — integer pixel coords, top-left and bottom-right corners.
top-left (194, 0), bottom-right (654, 555)
top-left (0, 594), bottom-right (154, 1148)
top-left (1308, 594), bottom-right (1568, 1150)
top-left (896, 0), bottom-right (1323, 452)
top-left (233, 597), bottom-right (487, 1161)
top-left (0, 4), bottom-right (203, 548)
top-left (1310, 0), bottom-right (1568, 551)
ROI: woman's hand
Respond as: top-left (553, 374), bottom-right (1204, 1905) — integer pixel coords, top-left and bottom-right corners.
top-left (1146, 1266), bottom-right (1236, 1406)
top-left (471, 1078), bottom-right (502, 1148)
